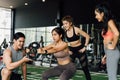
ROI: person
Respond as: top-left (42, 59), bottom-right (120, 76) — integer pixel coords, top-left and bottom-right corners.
top-left (37, 27), bottom-right (76, 80)
top-left (62, 15), bottom-right (91, 80)
top-left (94, 3), bottom-right (120, 80)
top-left (0, 32), bottom-right (32, 80)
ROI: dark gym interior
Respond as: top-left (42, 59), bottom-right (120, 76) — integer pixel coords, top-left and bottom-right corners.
top-left (0, 0), bottom-right (120, 80)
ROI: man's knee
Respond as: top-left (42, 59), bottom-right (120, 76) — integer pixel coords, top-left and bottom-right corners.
top-left (1, 68), bottom-right (12, 76)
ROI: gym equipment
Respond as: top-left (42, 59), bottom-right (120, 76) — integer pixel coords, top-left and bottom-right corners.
top-left (26, 42), bottom-right (57, 67)
top-left (0, 38), bottom-right (8, 56)
top-left (27, 42), bottom-right (40, 60)
top-left (0, 38), bottom-right (8, 49)
top-left (36, 54), bottom-right (57, 67)
top-left (86, 43), bottom-right (94, 53)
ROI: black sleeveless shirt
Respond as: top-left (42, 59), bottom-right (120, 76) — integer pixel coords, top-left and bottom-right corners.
top-left (66, 27), bottom-right (80, 42)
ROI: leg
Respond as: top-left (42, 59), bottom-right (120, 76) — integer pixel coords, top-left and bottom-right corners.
top-left (1, 68), bottom-right (12, 80)
top-left (42, 66), bottom-right (63, 80)
top-left (106, 49), bottom-right (120, 80)
top-left (10, 72), bottom-right (22, 80)
top-left (59, 63), bottom-right (76, 80)
top-left (70, 53), bottom-right (77, 62)
top-left (78, 52), bottom-right (91, 80)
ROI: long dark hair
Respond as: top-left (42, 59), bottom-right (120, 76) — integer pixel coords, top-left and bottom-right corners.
top-left (95, 3), bottom-right (114, 35)
top-left (52, 27), bottom-right (65, 41)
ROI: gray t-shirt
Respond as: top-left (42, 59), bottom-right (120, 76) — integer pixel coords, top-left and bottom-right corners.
top-left (0, 46), bottom-right (23, 73)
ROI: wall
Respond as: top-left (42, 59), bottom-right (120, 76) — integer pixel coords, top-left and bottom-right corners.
top-left (60, 0), bottom-right (96, 25)
top-left (14, 0), bottom-right (120, 28)
top-left (15, 0), bottom-right (59, 28)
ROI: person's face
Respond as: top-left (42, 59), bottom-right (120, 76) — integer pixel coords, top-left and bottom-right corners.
top-left (95, 10), bottom-right (104, 22)
top-left (52, 31), bottom-right (61, 42)
top-left (14, 37), bottom-right (25, 49)
top-left (62, 20), bottom-right (72, 31)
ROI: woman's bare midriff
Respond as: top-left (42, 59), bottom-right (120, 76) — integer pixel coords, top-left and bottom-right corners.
top-left (103, 39), bottom-right (113, 49)
top-left (69, 40), bottom-right (81, 47)
top-left (57, 58), bottom-right (71, 65)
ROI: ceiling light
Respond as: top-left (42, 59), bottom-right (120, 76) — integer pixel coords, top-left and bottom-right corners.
top-left (42, 0), bottom-right (45, 2)
top-left (25, 3), bottom-right (28, 6)
top-left (10, 6), bottom-right (13, 8)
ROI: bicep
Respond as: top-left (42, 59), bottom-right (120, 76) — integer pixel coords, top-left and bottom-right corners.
top-left (54, 43), bottom-right (67, 52)
top-left (77, 27), bottom-right (89, 37)
top-left (43, 44), bottom-right (53, 50)
top-left (47, 43), bottom-right (67, 53)
top-left (3, 50), bottom-right (12, 66)
top-left (80, 30), bottom-right (88, 37)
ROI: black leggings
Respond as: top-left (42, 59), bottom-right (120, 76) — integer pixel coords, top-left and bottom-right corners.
top-left (69, 45), bottom-right (91, 80)
top-left (41, 62), bottom-right (76, 80)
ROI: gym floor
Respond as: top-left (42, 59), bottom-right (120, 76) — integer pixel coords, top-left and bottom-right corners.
top-left (24, 64), bottom-right (120, 80)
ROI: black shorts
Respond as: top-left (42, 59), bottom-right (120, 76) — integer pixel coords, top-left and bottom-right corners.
top-left (10, 72), bottom-right (22, 80)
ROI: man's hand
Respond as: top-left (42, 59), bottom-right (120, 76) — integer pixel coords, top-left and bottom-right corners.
top-left (25, 48), bottom-right (30, 53)
top-left (22, 56), bottom-right (32, 62)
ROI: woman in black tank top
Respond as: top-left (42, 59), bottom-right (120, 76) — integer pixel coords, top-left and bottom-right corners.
top-left (62, 15), bottom-right (91, 80)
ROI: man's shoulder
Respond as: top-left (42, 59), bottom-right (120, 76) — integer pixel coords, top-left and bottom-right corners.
top-left (3, 48), bottom-right (12, 55)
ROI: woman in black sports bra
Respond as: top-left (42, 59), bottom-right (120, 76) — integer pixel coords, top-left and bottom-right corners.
top-left (62, 15), bottom-right (91, 80)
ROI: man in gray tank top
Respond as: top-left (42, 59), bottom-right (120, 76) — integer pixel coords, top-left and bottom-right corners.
top-left (0, 32), bottom-right (32, 80)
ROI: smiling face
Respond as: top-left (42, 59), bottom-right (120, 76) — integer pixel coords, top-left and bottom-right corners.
top-left (62, 15), bottom-right (73, 31)
top-left (13, 37), bottom-right (25, 49)
top-left (62, 20), bottom-right (72, 31)
top-left (95, 9), bottom-right (104, 22)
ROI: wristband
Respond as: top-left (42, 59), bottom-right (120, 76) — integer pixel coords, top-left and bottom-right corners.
top-left (44, 50), bottom-right (48, 54)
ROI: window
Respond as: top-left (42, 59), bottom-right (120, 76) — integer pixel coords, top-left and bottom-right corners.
top-left (0, 7), bottom-right (11, 47)
top-left (15, 26), bottom-right (56, 47)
